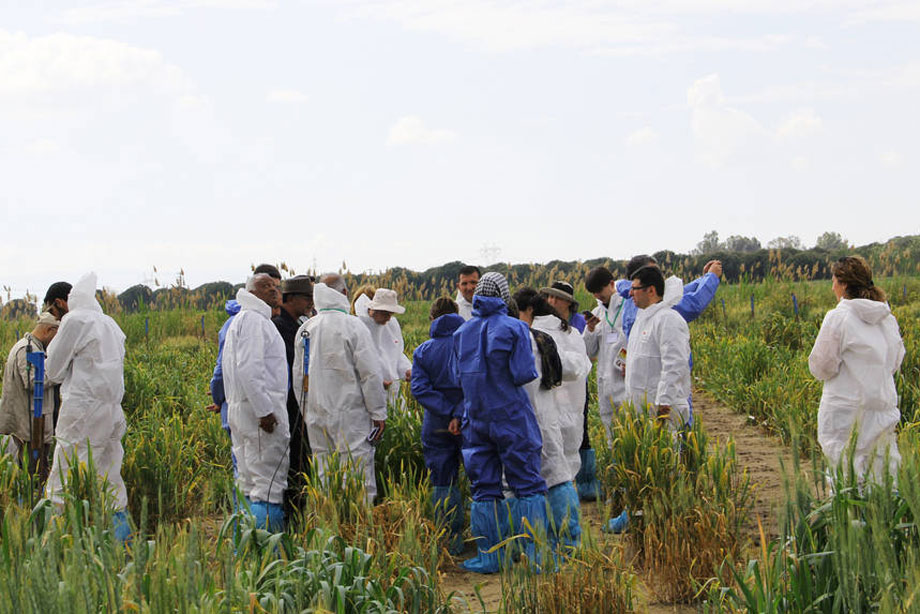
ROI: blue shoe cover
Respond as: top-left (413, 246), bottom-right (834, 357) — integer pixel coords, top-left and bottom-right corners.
top-left (604, 509), bottom-right (629, 534)
top-left (461, 500), bottom-right (508, 574)
top-left (575, 449), bottom-right (601, 502)
top-left (113, 510), bottom-right (132, 543)
top-left (249, 499), bottom-right (285, 532)
top-left (547, 483), bottom-right (581, 550)
top-left (514, 494), bottom-right (548, 569)
top-left (433, 486), bottom-right (465, 555)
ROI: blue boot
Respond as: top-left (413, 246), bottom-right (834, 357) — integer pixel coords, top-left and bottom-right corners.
top-left (604, 509), bottom-right (629, 534)
top-left (513, 494), bottom-right (548, 570)
top-left (113, 510), bottom-right (132, 544)
top-left (461, 500), bottom-right (509, 574)
top-left (247, 498), bottom-right (285, 532)
top-left (575, 449), bottom-right (601, 502)
top-left (432, 486), bottom-right (465, 555)
top-left (547, 483), bottom-right (581, 551)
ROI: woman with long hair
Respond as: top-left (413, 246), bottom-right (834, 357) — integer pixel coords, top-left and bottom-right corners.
top-left (809, 255), bottom-right (905, 485)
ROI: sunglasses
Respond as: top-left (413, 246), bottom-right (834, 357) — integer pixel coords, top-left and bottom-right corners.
top-left (630, 284), bottom-right (650, 292)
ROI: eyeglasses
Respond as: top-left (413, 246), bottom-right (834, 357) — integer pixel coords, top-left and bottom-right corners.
top-left (630, 284), bottom-right (650, 292)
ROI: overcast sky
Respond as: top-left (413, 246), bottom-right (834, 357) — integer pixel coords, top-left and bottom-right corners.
top-left (2, 0), bottom-right (918, 297)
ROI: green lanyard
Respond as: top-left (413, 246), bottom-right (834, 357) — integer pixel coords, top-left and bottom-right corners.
top-left (605, 299), bottom-right (624, 329)
top-left (319, 308), bottom-right (347, 314)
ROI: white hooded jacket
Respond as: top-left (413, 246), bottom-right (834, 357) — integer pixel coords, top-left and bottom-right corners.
top-left (583, 292), bottom-right (627, 442)
top-left (354, 293), bottom-right (412, 386)
top-left (624, 276), bottom-right (691, 428)
top-left (47, 273), bottom-right (125, 415)
top-left (44, 272), bottom-right (128, 511)
top-left (532, 315), bottom-right (592, 481)
top-left (293, 284), bottom-right (387, 453)
top-left (809, 298), bottom-right (904, 479)
top-left (222, 288), bottom-right (290, 504)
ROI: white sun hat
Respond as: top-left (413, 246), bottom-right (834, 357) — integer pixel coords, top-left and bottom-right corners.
top-left (367, 288), bottom-right (406, 314)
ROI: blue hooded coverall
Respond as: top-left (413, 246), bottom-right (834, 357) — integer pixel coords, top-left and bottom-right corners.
top-left (412, 313), bottom-right (466, 487)
top-left (452, 294), bottom-right (548, 573)
top-left (412, 313), bottom-right (466, 553)
top-left (452, 295), bottom-right (546, 501)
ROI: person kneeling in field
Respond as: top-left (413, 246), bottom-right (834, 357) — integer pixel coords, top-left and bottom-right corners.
top-left (222, 273), bottom-right (290, 531)
top-left (809, 256), bottom-right (904, 486)
top-left (293, 274), bottom-right (387, 505)
top-left (411, 297), bottom-right (466, 554)
top-left (452, 272), bottom-right (547, 574)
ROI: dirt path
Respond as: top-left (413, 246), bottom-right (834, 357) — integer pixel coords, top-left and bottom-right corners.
top-left (439, 391), bottom-right (797, 612)
top-left (692, 390), bottom-right (798, 541)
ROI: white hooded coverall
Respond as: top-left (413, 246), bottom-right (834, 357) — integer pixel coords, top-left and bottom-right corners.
top-left (44, 272), bottom-right (128, 511)
top-left (809, 298), bottom-right (904, 483)
top-left (293, 284), bottom-right (387, 502)
top-left (583, 293), bottom-right (627, 444)
top-left (624, 277), bottom-right (691, 431)
top-left (354, 293), bottom-right (412, 408)
top-left (222, 288), bottom-right (290, 505)
top-left (532, 315), bottom-right (592, 481)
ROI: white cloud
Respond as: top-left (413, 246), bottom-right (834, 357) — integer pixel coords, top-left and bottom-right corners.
top-left (791, 156), bottom-right (810, 171)
top-left (387, 116), bottom-right (457, 146)
top-left (879, 151), bottom-right (903, 167)
top-left (24, 138), bottom-right (62, 155)
top-left (688, 74), bottom-right (768, 167)
top-left (266, 89), bottom-right (310, 104)
top-left (0, 30), bottom-right (191, 98)
top-left (625, 126), bottom-right (659, 147)
top-left (59, 0), bottom-right (276, 25)
top-left (778, 108), bottom-right (823, 140)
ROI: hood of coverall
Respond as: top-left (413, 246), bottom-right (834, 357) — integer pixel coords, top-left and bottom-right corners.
top-left (68, 272), bottom-right (103, 314)
top-left (429, 313), bottom-right (465, 338)
top-left (471, 294), bottom-right (509, 317)
top-left (235, 288), bottom-right (271, 318)
top-left (313, 282), bottom-right (350, 312)
top-left (841, 298), bottom-right (892, 325)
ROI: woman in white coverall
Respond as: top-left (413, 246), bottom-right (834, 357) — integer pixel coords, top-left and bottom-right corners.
top-left (514, 288), bottom-right (592, 551)
top-left (44, 272), bottom-right (131, 541)
top-left (293, 281), bottom-right (387, 504)
top-left (353, 289), bottom-right (412, 408)
top-left (809, 256), bottom-right (904, 485)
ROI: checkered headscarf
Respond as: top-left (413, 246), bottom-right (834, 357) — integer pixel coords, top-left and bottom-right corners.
top-left (475, 272), bottom-right (511, 304)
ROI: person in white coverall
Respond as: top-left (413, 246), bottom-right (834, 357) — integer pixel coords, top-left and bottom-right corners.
top-left (354, 289), bottom-right (412, 408)
top-left (222, 273), bottom-right (290, 530)
top-left (809, 255), bottom-right (904, 485)
top-left (624, 266), bottom-right (691, 431)
top-left (43, 272), bottom-right (131, 541)
top-left (456, 265), bottom-right (480, 321)
top-left (514, 288), bottom-right (592, 552)
top-left (293, 275), bottom-right (387, 504)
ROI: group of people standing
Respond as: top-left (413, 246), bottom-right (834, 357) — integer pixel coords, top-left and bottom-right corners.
top-left (0, 254), bottom-right (906, 565)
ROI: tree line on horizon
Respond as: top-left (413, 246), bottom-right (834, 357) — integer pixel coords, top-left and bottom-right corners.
top-left (2, 233), bottom-right (918, 319)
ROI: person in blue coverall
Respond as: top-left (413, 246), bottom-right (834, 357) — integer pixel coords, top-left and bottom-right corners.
top-left (411, 297), bottom-right (466, 555)
top-left (589, 255), bottom-right (721, 533)
top-left (452, 272), bottom-right (548, 573)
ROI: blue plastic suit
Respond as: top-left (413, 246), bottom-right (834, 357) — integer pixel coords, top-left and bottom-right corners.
top-left (453, 294), bottom-right (547, 574)
top-left (209, 299), bottom-right (241, 431)
top-left (452, 295), bottom-right (546, 501)
top-left (411, 313), bottom-right (466, 554)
